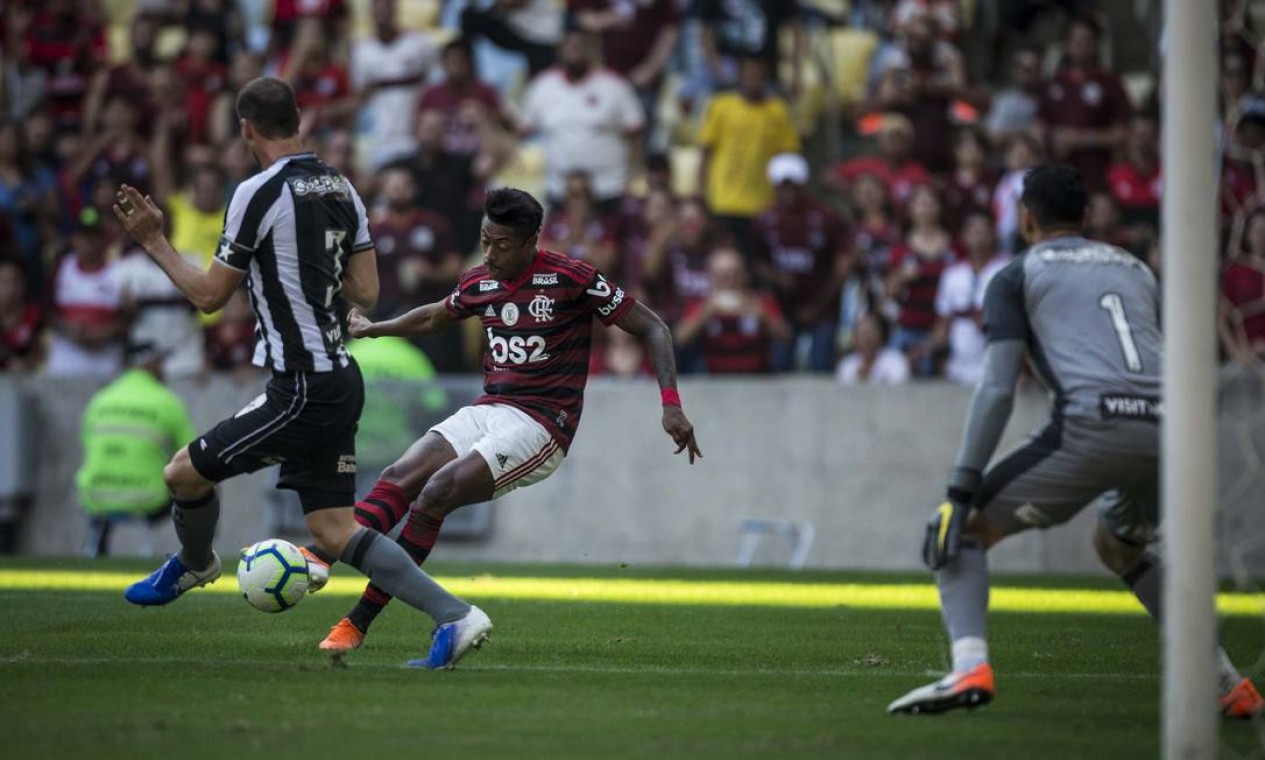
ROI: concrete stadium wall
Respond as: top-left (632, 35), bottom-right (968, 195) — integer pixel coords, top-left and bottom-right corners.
top-left (4, 371), bottom-right (1264, 575)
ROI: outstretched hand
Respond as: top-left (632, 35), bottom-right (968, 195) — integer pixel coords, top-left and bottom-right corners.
top-left (346, 308), bottom-right (374, 339)
top-left (112, 185), bottom-right (165, 249)
top-left (662, 406), bottom-right (702, 464)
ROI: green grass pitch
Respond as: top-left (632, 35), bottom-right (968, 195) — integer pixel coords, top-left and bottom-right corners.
top-left (1, 557), bottom-right (1263, 759)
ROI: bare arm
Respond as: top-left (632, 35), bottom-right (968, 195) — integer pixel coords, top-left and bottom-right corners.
top-left (347, 299), bottom-right (455, 339)
top-left (340, 247), bottom-right (380, 313)
top-left (615, 301), bottom-right (702, 463)
top-left (112, 185), bottom-right (244, 313)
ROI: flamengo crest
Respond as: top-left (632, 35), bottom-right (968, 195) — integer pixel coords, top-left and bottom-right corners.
top-left (529, 295), bottom-right (555, 323)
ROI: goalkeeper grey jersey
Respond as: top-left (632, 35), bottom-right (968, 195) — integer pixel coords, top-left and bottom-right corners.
top-left (983, 235), bottom-right (1162, 422)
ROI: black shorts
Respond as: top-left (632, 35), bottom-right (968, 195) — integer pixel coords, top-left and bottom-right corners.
top-left (188, 363), bottom-right (365, 512)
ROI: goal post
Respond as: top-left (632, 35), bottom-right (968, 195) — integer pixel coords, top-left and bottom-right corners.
top-left (1162, 0), bottom-right (1220, 756)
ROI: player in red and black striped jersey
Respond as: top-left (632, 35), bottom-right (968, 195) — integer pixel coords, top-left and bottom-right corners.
top-left (311, 187), bottom-right (702, 653)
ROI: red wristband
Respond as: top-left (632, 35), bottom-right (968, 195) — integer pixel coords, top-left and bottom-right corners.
top-left (661, 388), bottom-right (681, 407)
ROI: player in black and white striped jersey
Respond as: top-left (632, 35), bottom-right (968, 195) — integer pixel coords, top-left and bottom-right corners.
top-left (112, 77), bottom-right (491, 669)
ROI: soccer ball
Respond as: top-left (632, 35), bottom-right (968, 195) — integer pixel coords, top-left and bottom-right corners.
top-left (237, 539), bottom-right (310, 613)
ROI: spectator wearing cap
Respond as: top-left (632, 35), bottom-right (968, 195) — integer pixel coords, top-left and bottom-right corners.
top-left (931, 211), bottom-right (1009, 385)
top-left (753, 153), bottom-right (850, 373)
top-left (985, 46), bottom-right (1043, 143)
top-left (520, 29), bottom-right (644, 210)
top-left (697, 55), bottom-right (800, 250)
top-left (352, 0), bottom-right (439, 169)
top-left (0, 257), bottom-right (43, 372)
top-left (866, 11), bottom-right (967, 173)
top-left (829, 114), bottom-right (930, 214)
top-left (1035, 14), bottom-right (1132, 190)
top-left (45, 209), bottom-right (124, 378)
top-left (676, 247), bottom-right (791, 374)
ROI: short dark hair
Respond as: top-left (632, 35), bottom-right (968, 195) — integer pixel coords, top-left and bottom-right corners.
top-left (443, 37), bottom-right (473, 60)
top-left (236, 77), bottom-right (300, 139)
top-left (484, 188), bottom-right (543, 239)
top-left (1068, 12), bottom-right (1102, 39)
top-left (1020, 164), bottom-right (1087, 229)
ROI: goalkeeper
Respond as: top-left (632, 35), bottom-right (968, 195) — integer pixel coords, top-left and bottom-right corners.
top-left (888, 164), bottom-right (1263, 719)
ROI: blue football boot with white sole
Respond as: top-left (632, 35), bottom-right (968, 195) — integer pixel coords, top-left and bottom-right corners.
top-left (408, 605), bottom-right (493, 669)
top-left (123, 552), bottom-right (222, 606)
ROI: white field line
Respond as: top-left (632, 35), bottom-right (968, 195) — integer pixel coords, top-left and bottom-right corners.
top-left (0, 654), bottom-right (1156, 681)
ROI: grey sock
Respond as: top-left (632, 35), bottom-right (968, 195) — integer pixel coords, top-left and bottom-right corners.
top-left (173, 490), bottom-right (219, 570)
top-left (937, 540), bottom-right (989, 655)
top-left (340, 528), bottom-right (470, 624)
top-left (1123, 553), bottom-right (1242, 694)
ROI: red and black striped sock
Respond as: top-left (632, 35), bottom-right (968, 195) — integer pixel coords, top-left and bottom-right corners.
top-left (346, 511), bottom-right (445, 634)
top-left (354, 481), bottom-right (411, 534)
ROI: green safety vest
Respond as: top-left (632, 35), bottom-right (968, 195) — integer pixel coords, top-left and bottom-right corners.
top-left (75, 369), bottom-right (196, 515)
top-left (348, 337), bottom-right (449, 466)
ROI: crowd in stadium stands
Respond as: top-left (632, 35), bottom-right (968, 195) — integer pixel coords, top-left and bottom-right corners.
top-left (0, 0), bottom-right (1263, 383)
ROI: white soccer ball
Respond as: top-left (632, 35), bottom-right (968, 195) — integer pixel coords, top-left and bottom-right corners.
top-left (237, 539), bottom-right (311, 613)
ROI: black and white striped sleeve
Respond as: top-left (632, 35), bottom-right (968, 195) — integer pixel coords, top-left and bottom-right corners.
top-left (215, 178), bottom-right (283, 271)
top-left (349, 183), bottom-right (373, 255)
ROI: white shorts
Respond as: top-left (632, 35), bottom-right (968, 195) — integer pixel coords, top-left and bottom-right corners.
top-left (429, 404), bottom-right (564, 499)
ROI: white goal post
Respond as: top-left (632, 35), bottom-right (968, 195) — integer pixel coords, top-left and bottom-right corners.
top-left (1162, 0), bottom-right (1219, 756)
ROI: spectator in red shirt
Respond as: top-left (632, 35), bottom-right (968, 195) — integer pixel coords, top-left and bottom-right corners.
top-left (866, 12), bottom-right (968, 173)
top-left (1107, 113), bottom-right (1161, 234)
top-left (677, 247), bottom-right (790, 374)
top-left (940, 126), bottom-right (997, 233)
top-left (642, 195), bottom-right (730, 327)
top-left (845, 172), bottom-right (905, 334)
top-left (1221, 103), bottom-right (1265, 232)
top-left (887, 184), bottom-right (953, 376)
top-left (369, 167), bottom-right (466, 372)
top-left (541, 170), bottom-right (618, 273)
top-left (204, 289), bottom-right (259, 383)
top-left (173, 27), bottom-right (228, 147)
top-left (369, 168), bottom-right (462, 317)
top-left (22, 0), bottom-right (108, 129)
top-left (1221, 206), bottom-right (1265, 364)
top-left (0, 257), bottom-right (43, 372)
top-left (829, 114), bottom-right (931, 213)
top-left (753, 153), bottom-right (850, 373)
top-left (271, 0), bottom-right (347, 54)
top-left (570, 0), bottom-right (680, 144)
top-left (282, 18), bottom-right (356, 136)
top-left (1085, 191), bottom-right (1129, 249)
top-left (419, 38), bottom-right (510, 158)
top-left (1036, 14), bottom-right (1132, 190)
top-left (617, 185), bottom-right (675, 298)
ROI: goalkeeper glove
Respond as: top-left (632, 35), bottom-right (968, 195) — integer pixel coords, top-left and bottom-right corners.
top-left (921, 469), bottom-right (980, 570)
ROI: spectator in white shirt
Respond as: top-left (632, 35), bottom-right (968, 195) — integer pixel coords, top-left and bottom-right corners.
top-left (46, 210), bottom-right (124, 378)
top-left (932, 211), bottom-right (1010, 385)
top-left (519, 28), bottom-right (644, 208)
top-left (837, 312), bottom-right (910, 386)
top-left (351, 0), bottom-right (439, 169)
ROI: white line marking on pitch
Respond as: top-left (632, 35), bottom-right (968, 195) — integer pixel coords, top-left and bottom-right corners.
top-left (0, 655), bottom-right (1156, 681)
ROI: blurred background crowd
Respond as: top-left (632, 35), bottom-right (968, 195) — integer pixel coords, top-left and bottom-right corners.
top-left (0, 0), bottom-right (1262, 387)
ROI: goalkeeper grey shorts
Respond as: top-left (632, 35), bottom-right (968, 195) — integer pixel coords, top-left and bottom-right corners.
top-left (974, 415), bottom-right (1159, 546)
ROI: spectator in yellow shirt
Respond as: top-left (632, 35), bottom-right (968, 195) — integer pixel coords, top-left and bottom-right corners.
top-left (160, 163), bottom-right (228, 324)
top-left (697, 56), bottom-right (800, 254)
